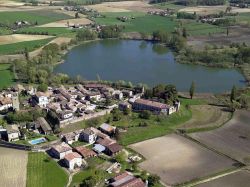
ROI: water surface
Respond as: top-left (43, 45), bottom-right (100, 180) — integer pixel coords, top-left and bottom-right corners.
top-left (55, 40), bottom-right (246, 93)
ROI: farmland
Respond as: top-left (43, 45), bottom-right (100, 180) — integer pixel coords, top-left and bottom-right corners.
top-left (180, 105), bottom-right (232, 131)
top-left (0, 37), bottom-right (54, 55)
top-left (0, 34), bottom-right (53, 45)
top-left (0, 10), bottom-right (72, 26)
top-left (189, 110), bottom-right (250, 164)
top-left (26, 152), bottom-right (68, 187)
top-left (197, 170), bottom-right (250, 187)
top-left (0, 147), bottom-right (28, 187)
top-left (0, 63), bottom-right (13, 89)
top-left (130, 134), bottom-right (236, 186)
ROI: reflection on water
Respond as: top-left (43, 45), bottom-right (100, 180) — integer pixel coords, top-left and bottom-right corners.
top-left (55, 39), bottom-right (246, 93)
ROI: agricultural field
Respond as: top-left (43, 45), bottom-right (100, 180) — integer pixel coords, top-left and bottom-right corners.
top-left (0, 10), bottom-right (72, 26)
top-left (130, 134), bottom-right (236, 186)
top-left (18, 27), bottom-right (76, 37)
top-left (0, 34), bottom-right (53, 45)
top-left (154, 1), bottom-right (186, 11)
top-left (26, 152), bottom-right (68, 187)
top-left (189, 110), bottom-right (250, 164)
top-left (197, 170), bottom-right (250, 187)
top-left (94, 12), bottom-right (177, 34)
top-left (180, 105), bottom-right (232, 131)
top-left (0, 63), bottom-right (14, 89)
top-left (37, 18), bottom-right (92, 28)
top-left (0, 37), bottom-right (54, 55)
top-left (0, 147), bottom-right (28, 187)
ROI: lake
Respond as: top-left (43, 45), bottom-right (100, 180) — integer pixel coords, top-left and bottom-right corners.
top-left (54, 39), bottom-right (246, 93)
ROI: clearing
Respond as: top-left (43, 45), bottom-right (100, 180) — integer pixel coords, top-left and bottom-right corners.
top-left (189, 110), bottom-right (250, 164)
top-left (180, 105), bottom-right (231, 130)
top-left (0, 34), bottom-right (53, 45)
top-left (197, 170), bottom-right (250, 187)
top-left (0, 147), bottom-right (28, 187)
top-left (26, 152), bottom-right (68, 187)
top-left (37, 18), bottom-right (92, 28)
top-left (129, 134), bottom-right (236, 186)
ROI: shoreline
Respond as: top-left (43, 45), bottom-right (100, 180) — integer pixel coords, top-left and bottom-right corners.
top-left (1, 36), bottom-right (249, 92)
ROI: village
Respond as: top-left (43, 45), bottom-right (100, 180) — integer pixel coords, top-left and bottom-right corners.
top-left (0, 82), bottom-right (180, 187)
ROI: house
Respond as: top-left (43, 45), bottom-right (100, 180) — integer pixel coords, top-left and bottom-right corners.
top-left (12, 92), bottom-right (20, 111)
top-left (80, 128), bottom-right (97, 144)
top-left (34, 92), bottom-right (49, 107)
top-left (109, 172), bottom-right (146, 187)
top-left (6, 125), bottom-right (20, 142)
top-left (122, 90), bottom-right (133, 98)
top-left (51, 142), bottom-right (73, 159)
top-left (74, 146), bottom-right (97, 158)
top-left (132, 99), bottom-right (176, 115)
top-left (64, 152), bottom-right (82, 170)
top-left (113, 91), bottom-right (123, 100)
top-left (7, 129), bottom-right (20, 142)
top-left (105, 143), bottom-right (122, 156)
top-left (93, 144), bottom-right (106, 154)
top-left (99, 123), bottom-right (115, 135)
top-left (62, 131), bottom-right (81, 145)
top-left (35, 117), bottom-right (52, 135)
top-left (119, 102), bottom-right (131, 111)
top-left (0, 97), bottom-right (13, 111)
top-left (86, 91), bottom-right (102, 101)
top-left (58, 110), bottom-right (73, 120)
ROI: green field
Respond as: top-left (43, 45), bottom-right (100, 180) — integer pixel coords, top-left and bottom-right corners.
top-left (183, 21), bottom-right (225, 36)
top-left (0, 10), bottom-right (72, 26)
top-left (26, 152), bottom-right (68, 187)
top-left (0, 37), bottom-right (54, 55)
top-left (114, 105), bottom-right (192, 146)
top-left (94, 12), bottom-right (225, 35)
top-left (0, 64), bottom-right (14, 89)
top-left (95, 12), bottom-right (177, 34)
top-left (18, 27), bottom-right (77, 37)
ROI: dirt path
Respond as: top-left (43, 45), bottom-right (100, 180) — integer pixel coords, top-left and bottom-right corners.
top-left (0, 37), bottom-right (72, 62)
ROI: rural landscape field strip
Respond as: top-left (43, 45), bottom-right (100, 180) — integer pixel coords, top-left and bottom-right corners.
top-left (189, 110), bottom-right (250, 164)
top-left (0, 147), bottom-right (28, 187)
top-left (130, 134), bottom-right (236, 186)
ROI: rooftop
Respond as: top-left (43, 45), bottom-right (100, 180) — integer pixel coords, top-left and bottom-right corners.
top-left (134, 99), bottom-right (170, 109)
top-left (64, 152), bottom-right (82, 161)
top-left (52, 142), bottom-right (72, 153)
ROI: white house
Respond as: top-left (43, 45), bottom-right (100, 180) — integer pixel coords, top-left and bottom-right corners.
top-left (6, 125), bottom-right (20, 142)
top-left (80, 128), bottom-right (97, 144)
top-left (34, 92), bottom-right (49, 107)
top-left (64, 152), bottom-right (82, 170)
top-left (51, 142), bottom-right (73, 159)
top-left (0, 97), bottom-right (13, 111)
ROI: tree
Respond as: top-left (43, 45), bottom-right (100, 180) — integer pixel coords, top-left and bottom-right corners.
top-left (24, 47), bottom-right (29, 60)
top-left (189, 81), bottom-right (195, 99)
top-left (114, 128), bottom-right (121, 141)
top-left (37, 83), bottom-right (48, 92)
top-left (148, 174), bottom-right (160, 186)
top-left (182, 27), bottom-right (187, 38)
top-left (80, 176), bottom-right (98, 187)
top-left (230, 85), bottom-right (237, 102)
top-left (123, 107), bottom-right (131, 115)
top-left (139, 110), bottom-right (151, 119)
top-left (75, 12), bottom-right (80, 19)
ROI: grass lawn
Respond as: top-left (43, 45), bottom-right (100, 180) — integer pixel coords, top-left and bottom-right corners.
top-left (234, 12), bottom-right (250, 25)
top-left (0, 64), bottom-right (14, 89)
top-left (94, 12), bottom-right (177, 34)
top-left (0, 37), bottom-right (54, 55)
top-left (70, 157), bottom-right (109, 187)
top-left (114, 105), bottom-right (192, 146)
top-left (72, 140), bottom-right (88, 147)
top-left (0, 10), bottom-right (72, 26)
top-left (18, 27), bottom-right (77, 38)
top-left (26, 152), bottom-right (68, 187)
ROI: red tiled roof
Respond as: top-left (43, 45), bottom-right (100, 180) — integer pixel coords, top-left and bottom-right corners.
top-left (64, 152), bottom-right (82, 161)
top-left (75, 146), bottom-right (97, 158)
top-left (107, 143), bottom-right (122, 153)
